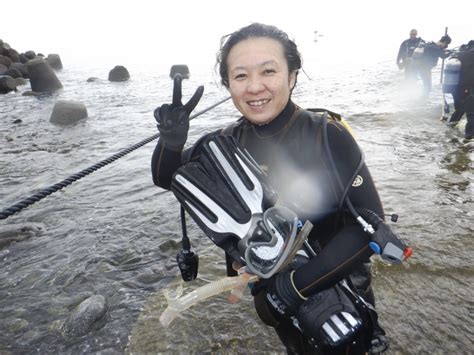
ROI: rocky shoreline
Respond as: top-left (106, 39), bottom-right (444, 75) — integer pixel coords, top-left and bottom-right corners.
top-left (0, 39), bottom-right (63, 95)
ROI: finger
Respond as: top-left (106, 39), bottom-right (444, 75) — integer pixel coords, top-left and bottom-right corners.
top-left (154, 105), bottom-right (164, 122)
top-left (172, 74), bottom-right (183, 106)
top-left (154, 104), bottom-right (168, 123)
top-left (184, 85), bottom-right (204, 114)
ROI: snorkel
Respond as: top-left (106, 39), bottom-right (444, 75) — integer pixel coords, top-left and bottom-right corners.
top-left (159, 218), bottom-right (313, 327)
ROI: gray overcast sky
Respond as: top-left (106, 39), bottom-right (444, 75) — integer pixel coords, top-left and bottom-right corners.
top-left (2, 0), bottom-right (472, 72)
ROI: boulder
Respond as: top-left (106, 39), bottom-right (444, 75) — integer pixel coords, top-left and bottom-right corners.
top-left (46, 54), bottom-right (62, 70)
top-left (169, 64), bottom-right (190, 79)
top-left (86, 77), bottom-right (100, 82)
top-left (0, 75), bottom-right (16, 94)
top-left (15, 77), bottom-right (28, 86)
top-left (10, 62), bottom-right (29, 78)
top-left (0, 63), bottom-right (6, 75)
top-left (108, 65), bottom-right (130, 82)
top-left (27, 58), bottom-right (63, 92)
top-left (19, 53), bottom-right (28, 64)
top-left (4, 67), bottom-right (22, 79)
top-left (50, 100), bottom-right (88, 125)
top-left (61, 295), bottom-right (108, 337)
top-left (1, 42), bottom-right (11, 56)
top-left (24, 50), bottom-right (36, 60)
top-left (6, 48), bottom-right (20, 63)
top-left (0, 55), bottom-right (12, 67)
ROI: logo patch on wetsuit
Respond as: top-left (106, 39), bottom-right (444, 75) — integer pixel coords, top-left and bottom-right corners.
top-left (352, 175), bottom-right (363, 187)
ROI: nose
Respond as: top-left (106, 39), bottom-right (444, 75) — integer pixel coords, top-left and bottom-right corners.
top-left (246, 75), bottom-right (265, 94)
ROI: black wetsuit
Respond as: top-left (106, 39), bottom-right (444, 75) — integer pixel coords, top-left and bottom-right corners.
top-left (415, 42), bottom-right (451, 94)
top-left (151, 100), bottom-right (384, 354)
top-left (448, 45), bottom-right (474, 138)
top-left (397, 37), bottom-right (423, 79)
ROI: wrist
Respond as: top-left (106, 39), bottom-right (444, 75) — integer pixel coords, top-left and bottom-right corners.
top-left (163, 142), bottom-right (185, 152)
top-left (273, 270), bottom-right (307, 315)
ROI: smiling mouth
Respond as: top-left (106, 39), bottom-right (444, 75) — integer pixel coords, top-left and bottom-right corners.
top-left (248, 99), bottom-right (270, 107)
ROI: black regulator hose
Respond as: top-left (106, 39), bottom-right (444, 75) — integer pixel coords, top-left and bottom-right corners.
top-left (320, 112), bottom-right (364, 219)
top-left (320, 113), bottom-right (412, 263)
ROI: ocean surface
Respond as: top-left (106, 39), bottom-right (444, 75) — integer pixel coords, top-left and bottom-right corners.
top-left (0, 54), bottom-right (473, 354)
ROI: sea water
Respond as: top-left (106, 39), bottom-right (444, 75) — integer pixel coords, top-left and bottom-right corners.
top-left (0, 50), bottom-right (473, 354)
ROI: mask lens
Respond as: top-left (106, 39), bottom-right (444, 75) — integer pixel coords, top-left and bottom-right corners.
top-left (245, 206), bottom-right (298, 278)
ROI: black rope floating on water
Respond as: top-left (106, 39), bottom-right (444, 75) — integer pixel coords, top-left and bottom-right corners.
top-left (0, 96), bottom-right (231, 221)
top-left (0, 133), bottom-right (160, 220)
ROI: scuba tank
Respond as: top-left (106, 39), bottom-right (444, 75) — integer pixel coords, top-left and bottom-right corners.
top-left (443, 57), bottom-right (462, 94)
top-left (412, 45), bottom-right (425, 60)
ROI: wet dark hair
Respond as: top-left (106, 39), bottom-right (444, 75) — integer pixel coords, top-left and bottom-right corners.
top-left (440, 35), bottom-right (452, 45)
top-left (216, 23), bottom-right (302, 88)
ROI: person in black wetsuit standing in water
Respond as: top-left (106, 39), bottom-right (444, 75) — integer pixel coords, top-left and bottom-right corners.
top-left (446, 40), bottom-right (474, 140)
top-left (397, 29), bottom-right (424, 80)
top-left (414, 35), bottom-right (452, 95)
top-left (151, 23), bottom-right (392, 354)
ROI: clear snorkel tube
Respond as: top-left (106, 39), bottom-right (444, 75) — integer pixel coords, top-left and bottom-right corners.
top-left (159, 207), bottom-right (313, 327)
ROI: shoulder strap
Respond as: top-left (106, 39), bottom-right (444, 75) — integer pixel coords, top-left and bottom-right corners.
top-left (307, 108), bottom-right (342, 121)
top-left (307, 108), bottom-right (355, 137)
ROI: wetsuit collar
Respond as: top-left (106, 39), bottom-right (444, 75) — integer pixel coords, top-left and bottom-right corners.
top-left (251, 99), bottom-right (296, 137)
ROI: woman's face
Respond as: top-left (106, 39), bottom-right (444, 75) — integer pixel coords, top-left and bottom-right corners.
top-left (226, 37), bottom-right (296, 125)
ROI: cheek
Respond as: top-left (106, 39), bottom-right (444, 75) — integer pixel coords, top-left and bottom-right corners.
top-left (270, 75), bottom-right (292, 93)
top-left (229, 82), bottom-right (245, 99)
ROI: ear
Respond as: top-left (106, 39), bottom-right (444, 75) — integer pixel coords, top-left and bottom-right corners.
top-left (289, 70), bottom-right (297, 90)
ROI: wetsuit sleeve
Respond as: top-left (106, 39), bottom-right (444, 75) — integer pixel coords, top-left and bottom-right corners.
top-left (292, 121), bottom-right (384, 297)
top-left (151, 129), bottom-right (227, 190)
top-left (151, 140), bottom-right (185, 190)
top-left (439, 49), bottom-right (451, 60)
top-left (397, 40), bottom-right (407, 63)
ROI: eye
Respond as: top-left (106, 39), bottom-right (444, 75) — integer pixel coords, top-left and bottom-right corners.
top-left (263, 68), bottom-right (276, 75)
top-left (233, 73), bottom-right (247, 80)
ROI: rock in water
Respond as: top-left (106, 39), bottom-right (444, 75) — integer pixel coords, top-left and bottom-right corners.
top-left (0, 75), bottom-right (16, 94)
top-left (62, 295), bottom-right (108, 337)
top-left (108, 65), bottom-right (130, 82)
top-left (46, 54), bottom-right (63, 70)
top-left (169, 64), bottom-right (190, 79)
top-left (0, 223), bottom-right (43, 249)
top-left (27, 58), bottom-right (63, 93)
top-left (50, 100), bottom-right (88, 125)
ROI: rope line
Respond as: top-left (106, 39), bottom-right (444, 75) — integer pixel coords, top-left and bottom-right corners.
top-left (0, 133), bottom-right (160, 220)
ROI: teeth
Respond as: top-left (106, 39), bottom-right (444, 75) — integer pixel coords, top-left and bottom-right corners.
top-left (248, 99), bottom-right (270, 107)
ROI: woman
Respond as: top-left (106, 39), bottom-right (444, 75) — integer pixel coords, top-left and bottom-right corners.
top-left (152, 23), bottom-right (387, 354)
